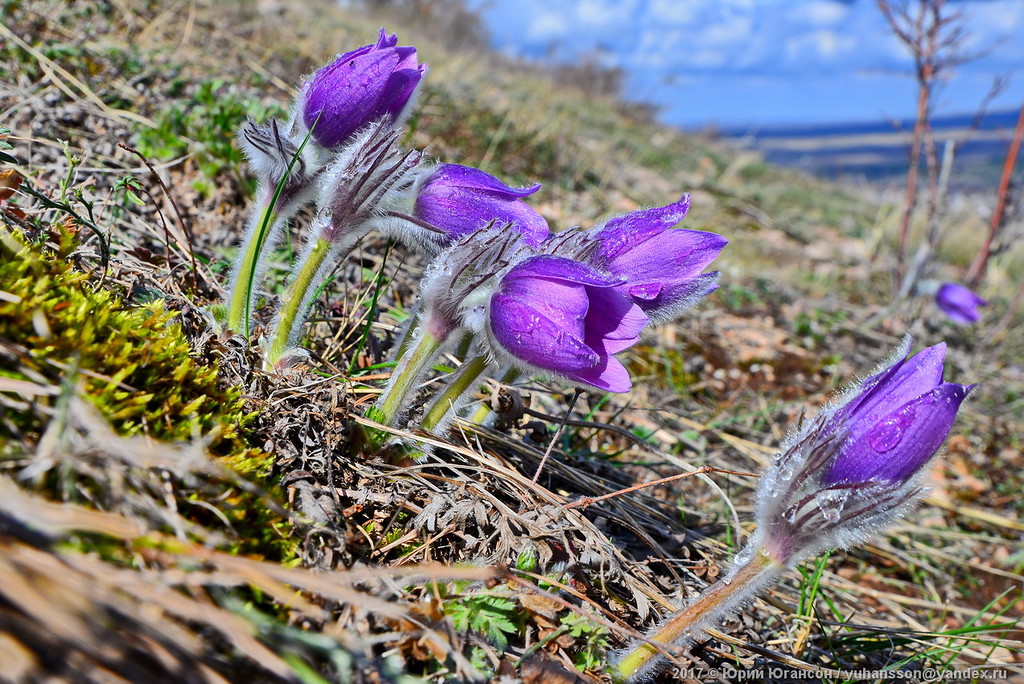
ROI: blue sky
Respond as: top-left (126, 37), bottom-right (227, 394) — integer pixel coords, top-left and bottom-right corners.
top-left (465, 0), bottom-right (1024, 128)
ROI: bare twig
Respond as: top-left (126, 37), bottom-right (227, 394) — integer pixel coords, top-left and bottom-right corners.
top-left (877, 0), bottom-right (969, 295)
top-left (562, 465), bottom-right (757, 511)
top-left (966, 100), bottom-right (1024, 288)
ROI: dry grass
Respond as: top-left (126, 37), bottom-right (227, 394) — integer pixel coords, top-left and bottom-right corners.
top-left (1, 0), bottom-right (1022, 682)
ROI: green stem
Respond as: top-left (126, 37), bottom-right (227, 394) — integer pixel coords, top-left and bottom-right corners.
top-left (226, 121), bottom-right (317, 337)
top-left (266, 237), bottom-right (333, 366)
top-left (421, 354), bottom-right (490, 433)
top-left (376, 328), bottom-right (443, 426)
top-left (227, 200), bottom-right (278, 335)
top-left (611, 549), bottom-right (779, 683)
top-left (391, 309), bottom-right (421, 362)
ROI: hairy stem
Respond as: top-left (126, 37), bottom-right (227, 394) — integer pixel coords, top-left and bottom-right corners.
top-left (265, 237), bottom-right (333, 366)
top-left (227, 199), bottom-right (280, 335)
top-left (376, 328), bottom-right (443, 426)
top-left (420, 353), bottom-right (489, 433)
top-left (612, 549), bottom-right (781, 683)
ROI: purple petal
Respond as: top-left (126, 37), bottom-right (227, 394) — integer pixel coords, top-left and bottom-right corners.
top-left (488, 257), bottom-right (645, 393)
top-left (565, 356), bottom-right (633, 393)
top-left (377, 65), bottom-right (428, 119)
top-left (583, 286), bottom-right (648, 354)
top-left (489, 291), bottom-right (598, 372)
top-left (374, 28), bottom-right (399, 49)
top-left (823, 382), bottom-right (973, 485)
top-left (842, 344), bottom-right (947, 440)
top-left (506, 255), bottom-right (621, 288)
top-left (415, 165), bottom-right (548, 246)
top-left (597, 196), bottom-right (692, 262)
top-left (498, 269), bottom-right (590, 335)
top-left (430, 163), bottom-right (541, 198)
top-left (628, 282), bottom-right (663, 301)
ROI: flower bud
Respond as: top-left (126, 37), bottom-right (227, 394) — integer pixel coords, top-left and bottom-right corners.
top-left (301, 29), bottom-right (426, 149)
top-left (752, 338), bottom-right (972, 566)
top-left (935, 282), bottom-right (987, 325)
top-left (612, 338), bottom-right (973, 684)
top-left (412, 163), bottom-right (550, 249)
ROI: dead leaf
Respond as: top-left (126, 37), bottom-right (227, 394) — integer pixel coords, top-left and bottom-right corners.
top-left (0, 169), bottom-right (21, 201)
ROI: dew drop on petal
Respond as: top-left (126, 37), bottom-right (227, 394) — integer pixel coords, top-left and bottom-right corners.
top-left (867, 407), bottom-right (915, 453)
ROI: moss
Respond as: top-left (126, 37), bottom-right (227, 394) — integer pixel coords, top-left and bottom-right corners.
top-left (0, 228), bottom-right (292, 560)
top-left (0, 230), bottom-right (243, 446)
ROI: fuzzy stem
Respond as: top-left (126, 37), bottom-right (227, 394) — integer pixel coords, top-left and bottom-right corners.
top-left (227, 121), bottom-right (317, 337)
top-left (612, 548), bottom-right (781, 683)
top-left (227, 199), bottom-right (279, 335)
top-left (376, 327), bottom-right (444, 426)
top-left (421, 353), bottom-right (490, 433)
top-left (392, 309), bottom-right (421, 362)
top-left (266, 237), bottom-right (333, 366)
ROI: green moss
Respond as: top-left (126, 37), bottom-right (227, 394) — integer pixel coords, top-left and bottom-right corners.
top-left (0, 228), bottom-right (292, 560)
top-left (0, 230), bottom-right (243, 446)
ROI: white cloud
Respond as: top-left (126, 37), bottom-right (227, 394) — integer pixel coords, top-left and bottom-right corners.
top-left (575, 0), bottom-right (638, 28)
top-left (525, 11), bottom-right (571, 43)
top-left (699, 13), bottom-right (754, 47)
top-left (648, 0), bottom-right (698, 24)
top-left (785, 29), bottom-right (857, 62)
top-left (791, 1), bottom-right (849, 27)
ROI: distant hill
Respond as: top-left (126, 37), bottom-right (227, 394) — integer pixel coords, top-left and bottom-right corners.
top-left (714, 109), bottom-right (1023, 188)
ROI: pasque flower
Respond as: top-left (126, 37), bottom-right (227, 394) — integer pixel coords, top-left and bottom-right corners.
top-left (227, 29), bottom-right (426, 336)
top-left (373, 224), bottom-right (650, 427)
top-left (612, 339), bottom-right (972, 683)
top-left (380, 163), bottom-right (550, 252)
top-left (485, 256), bottom-right (648, 392)
top-left (753, 339), bottom-right (972, 564)
top-left (935, 282), bottom-right (987, 325)
top-left (540, 195), bottom-right (726, 324)
top-left (300, 29), bottom-right (426, 149)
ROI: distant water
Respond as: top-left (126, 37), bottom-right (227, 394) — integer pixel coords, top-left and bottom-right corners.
top-left (715, 109), bottom-right (1023, 188)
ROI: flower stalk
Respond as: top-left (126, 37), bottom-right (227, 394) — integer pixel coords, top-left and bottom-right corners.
top-left (227, 119), bottom-right (319, 336)
top-left (264, 234), bottom-right (346, 367)
top-left (420, 353), bottom-right (489, 433)
top-left (611, 548), bottom-right (782, 683)
top-left (227, 200), bottom-right (280, 334)
top-left (376, 327), bottom-right (445, 426)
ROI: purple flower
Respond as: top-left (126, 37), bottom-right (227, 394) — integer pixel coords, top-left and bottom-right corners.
top-left (413, 163), bottom-right (550, 247)
top-left (935, 282), bottom-right (987, 325)
top-left (301, 29), bottom-right (426, 149)
top-left (487, 256), bottom-right (648, 393)
top-left (752, 339), bottom-right (972, 565)
top-left (821, 343), bottom-right (969, 485)
top-left (587, 195), bottom-right (726, 323)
